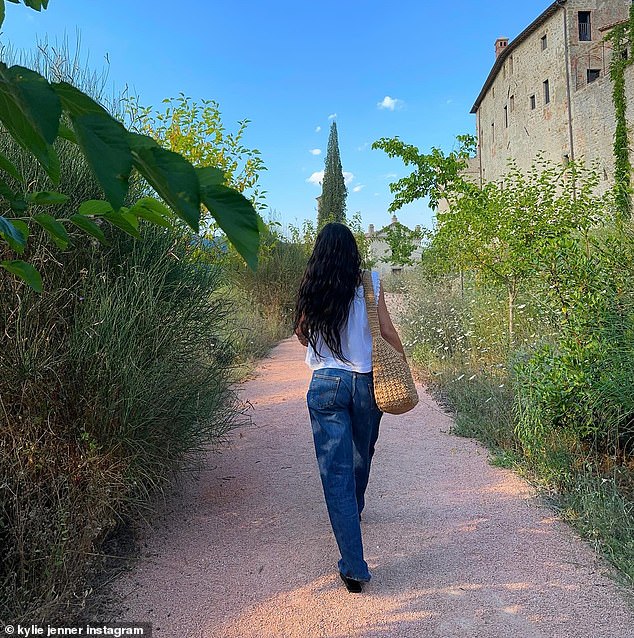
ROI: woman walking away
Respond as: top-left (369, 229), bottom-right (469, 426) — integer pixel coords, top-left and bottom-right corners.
top-left (294, 222), bottom-right (405, 594)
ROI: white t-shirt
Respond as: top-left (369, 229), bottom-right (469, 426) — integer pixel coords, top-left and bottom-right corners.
top-left (305, 270), bottom-right (381, 373)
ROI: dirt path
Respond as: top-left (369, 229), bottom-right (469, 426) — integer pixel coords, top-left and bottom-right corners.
top-left (112, 337), bottom-right (633, 637)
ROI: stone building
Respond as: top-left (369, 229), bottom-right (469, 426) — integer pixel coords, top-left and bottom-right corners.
top-left (471, 0), bottom-right (634, 189)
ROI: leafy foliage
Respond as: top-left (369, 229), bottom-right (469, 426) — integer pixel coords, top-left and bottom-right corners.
top-left (0, 12), bottom-right (261, 289)
top-left (126, 94), bottom-right (267, 210)
top-left (398, 154), bottom-right (634, 584)
top-left (125, 94), bottom-right (266, 269)
top-left (1, 226), bottom-right (247, 622)
top-left (605, 4), bottom-right (634, 220)
top-left (372, 134), bottom-right (476, 211)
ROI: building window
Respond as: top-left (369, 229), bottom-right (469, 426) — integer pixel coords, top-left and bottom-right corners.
top-left (543, 79), bottom-right (550, 104)
top-left (492, 86), bottom-right (495, 98)
top-left (622, 47), bottom-right (629, 61)
top-left (504, 105), bottom-right (508, 128)
top-left (587, 68), bottom-right (600, 83)
top-left (579, 11), bottom-right (591, 41)
top-left (541, 34), bottom-right (548, 50)
top-left (530, 94), bottom-right (536, 110)
top-left (491, 122), bottom-right (495, 144)
top-left (509, 55), bottom-right (514, 75)
top-left (510, 95), bottom-right (515, 112)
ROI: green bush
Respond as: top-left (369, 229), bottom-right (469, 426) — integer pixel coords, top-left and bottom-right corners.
top-left (514, 231), bottom-right (634, 457)
top-left (401, 226), bottom-right (634, 585)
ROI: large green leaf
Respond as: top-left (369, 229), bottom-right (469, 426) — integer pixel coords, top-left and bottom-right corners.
top-left (53, 81), bottom-right (111, 118)
top-left (196, 166), bottom-right (226, 188)
top-left (129, 134), bottom-right (200, 232)
top-left (11, 219), bottom-right (28, 246)
top-left (0, 214), bottom-right (27, 252)
top-left (0, 2), bottom-right (5, 29)
top-left (0, 149), bottom-right (23, 182)
top-left (103, 210), bottom-right (141, 238)
top-left (0, 175), bottom-right (15, 200)
top-left (33, 213), bottom-right (70, 249)
top-left (69, 214), bottom-right (108, 245)
top-left (0, 65), bottom-right (61, 181)
top-left (7, 1), bottom-right (50, 9)
top-left (71, 113), bottom-right (131, 210)
top-left (128, 197), bottom-right (172, 228)
top-left (54, 83), bottom-right (132, 211)
top-left (78, 199), bottom-right (114, 216)
top-left (27, 191), bottom-right (69, 205)
top-left (1, 259), bottom-right (42, 292)
top-left (199, 182), bottom-right (260, 270)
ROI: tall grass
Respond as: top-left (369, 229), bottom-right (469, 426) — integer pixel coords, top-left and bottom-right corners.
top-left (1, 219), bottom-right (248, 622)
top-left (226, 233), bottom-right (308, 361)
top-left (0, 42), bottom-right (251, 622)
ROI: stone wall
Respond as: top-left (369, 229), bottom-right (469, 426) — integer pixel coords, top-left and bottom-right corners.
top-left (476, 6), bottom-right (570, 182)
top-left (475, 0), bottom-right (632, 190)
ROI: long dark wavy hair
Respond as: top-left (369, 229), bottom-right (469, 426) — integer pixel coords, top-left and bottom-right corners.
top-left (294, 222), bottom-right (362, 361)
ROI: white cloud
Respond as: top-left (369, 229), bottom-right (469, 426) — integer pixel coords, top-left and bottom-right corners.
top-left (306, 170), bottom-right (353, 186)
top-left (315, 126), bottom-right (321, 132)
top-left (328, 113), bottom-right (337, 120)
top-left (383, 172), bottom-right (398, 179)
top-left (353, 185), bottom-right (365, 193)
top-left (309, 148), bottom-right (322, 155)
top-left (306, 171), bottom-right (324, 185)
top-left (377, 95), bottom-right (403, 111)
top-left (357, 142), bottom-right (369, 152)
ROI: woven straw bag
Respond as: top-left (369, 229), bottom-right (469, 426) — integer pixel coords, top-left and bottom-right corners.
top-left (362, 270), bottom-right (419, 415)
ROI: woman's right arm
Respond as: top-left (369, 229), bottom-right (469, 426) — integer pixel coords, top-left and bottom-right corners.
top-left (377, 287), bottom-right (405, 356)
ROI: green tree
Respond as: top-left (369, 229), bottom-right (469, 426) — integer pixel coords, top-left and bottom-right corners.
top-left (125, 94), bottom-right (267, 266)
top-left (372, 134), bottom-right (477, 211)
top-left (434, 160), bottom-right (604, 344)
top-left (126, 94), bottom-right (266, 210)
top-left (319, 121), bottom-right (347, 226)
top-left (381, 221), bottom-right (422, 267)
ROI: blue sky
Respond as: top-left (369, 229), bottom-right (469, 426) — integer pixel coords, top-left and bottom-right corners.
top-left (2, 0), bottom-right (554, 233)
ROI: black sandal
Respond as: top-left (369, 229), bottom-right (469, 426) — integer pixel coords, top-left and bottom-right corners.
top-left (339, 572), bottom-right (364, 593)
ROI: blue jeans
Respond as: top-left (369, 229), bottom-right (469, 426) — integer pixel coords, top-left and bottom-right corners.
top-left (307, 368), bottom-right (382, 582)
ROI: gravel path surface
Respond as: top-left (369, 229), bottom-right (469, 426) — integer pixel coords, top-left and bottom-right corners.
top-left (112, 337), bottom-right (633, 637)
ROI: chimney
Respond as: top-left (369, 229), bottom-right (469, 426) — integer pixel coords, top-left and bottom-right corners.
top-left (368, 223), bottom-right (375, 235)
top-left (495, 37), bottom-right (509, 58)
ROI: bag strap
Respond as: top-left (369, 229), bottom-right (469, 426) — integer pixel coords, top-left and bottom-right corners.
top-left (361, 270), bottom-right (381, 338)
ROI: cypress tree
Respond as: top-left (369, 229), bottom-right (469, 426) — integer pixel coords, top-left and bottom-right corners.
top-left (318, 121), bottom-right (347, 226)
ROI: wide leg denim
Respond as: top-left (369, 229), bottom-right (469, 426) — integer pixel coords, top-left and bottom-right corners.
top-left (307, 368), bottom-right (382, 582)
